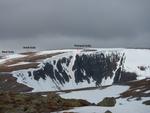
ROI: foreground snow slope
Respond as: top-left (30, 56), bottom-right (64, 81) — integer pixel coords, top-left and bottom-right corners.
top-left (56, 81), bottom-right (150, 113)
top-left (57, 99), bottom-right (150, 113)
top-left (0, 48), bottom-right (150, 92)
top-left (60, 85), bottom-right (129, 103)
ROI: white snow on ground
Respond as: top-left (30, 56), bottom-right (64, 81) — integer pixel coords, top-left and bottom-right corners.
top-left (57, 101), bottom-right (150, 113)
top-left (56, 97), bottom-right (150, 113)
top-left (0, 54), bottom-right (27, 64)
top-left (12, 69), bottom-right (59, 92)
top-left (145, 90), bottom-right (150, 94)
top-left (8, 62), bottom-right (31, 67)
top-left (60, 85), bottom-right (129, 103)
top-left (4, 54), bottom-right (27, 59)
top-left (35, 49), bottom-right (76, 55)
top-left (123, 49), bottom-right (150, 79)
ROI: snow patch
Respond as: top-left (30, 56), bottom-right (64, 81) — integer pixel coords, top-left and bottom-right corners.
top-left (8, 62), bottom-right (31, 67)
top-left (0, 54), bottom-right (27, 64)
top-left (60, 85), bottom-right (129, 103)
top-left (57, 97), bottom-right (150, 113)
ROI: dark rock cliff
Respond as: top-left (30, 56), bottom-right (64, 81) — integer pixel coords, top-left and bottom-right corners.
top-left (25, 52), bottom-right (133, 87)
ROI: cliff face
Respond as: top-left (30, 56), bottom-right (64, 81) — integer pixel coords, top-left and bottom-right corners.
top-left (72, 53), bottom-right (119, 85)
top-left (0, 48), bottom-right (150, 92)
top-left (31, 53), bottom-right (120, 86)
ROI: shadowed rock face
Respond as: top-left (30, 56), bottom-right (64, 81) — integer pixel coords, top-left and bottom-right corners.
top-left (114, 71), bottom-right (137, 83)
top-left (32, 56), bottom-right (72, 85)
top-left (143, 100), bottom-right (150, 105)
top-left (26, 53), bottom-right (125, 86)
top-left (0, 51), bottom-right (140, 92)
top-left (113, 53), bottom-right (137, 84)
top-left (72, 53), bottom-right (119, 85)
top-left (10, 51), bottom-right (139, 91)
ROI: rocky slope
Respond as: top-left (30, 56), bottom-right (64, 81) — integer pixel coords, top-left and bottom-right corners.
top-left (0, 91), bottom-right (91, 113)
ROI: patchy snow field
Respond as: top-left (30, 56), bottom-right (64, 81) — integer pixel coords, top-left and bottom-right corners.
top-left (59, 85), bottom-right (129, 103)
top-left (57, 100), bottom-right (150, 113)
top-left (0, 54), bottom-right (27, 64)
top-left (57, 85), bottom-right (150, 113)
top-left (58, 95), bottom-right (150, 113)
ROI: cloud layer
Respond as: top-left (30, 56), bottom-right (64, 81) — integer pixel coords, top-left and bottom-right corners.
top-left (0, 0), bottom-right (150, 52)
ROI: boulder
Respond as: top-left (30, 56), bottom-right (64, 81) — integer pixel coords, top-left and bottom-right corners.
top-left (97, 97), bottom-right (116, 107)
top-left (105, 110), bottom-right (112, 113)
top-left (142, 100), bottom-right (150, 105)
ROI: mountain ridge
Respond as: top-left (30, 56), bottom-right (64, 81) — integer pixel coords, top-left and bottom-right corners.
top-left (0, 48), bottom-right (150, 92)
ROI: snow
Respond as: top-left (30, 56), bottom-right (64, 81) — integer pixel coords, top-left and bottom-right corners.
top-left (60, 85), bottom-right (129, 103)
top-left (135, 89), bottom-right (141, 92)
top-left (123, 49), bottom-right (150, 79)
top-left (36, 49), bottom-right (76, 55)
top-left (8, 62), bottom-right (31, 67)
top-left (12, 69), bottom-right (59, 92)
top-left (42, 95), bottom-right (47, 97)
top-left (56, 98), bottom-right (150, 113)
top-left (0, 54), bottom-right (27, 64)
top-left (4, 54), bottom-right (26, 59)
top-left (145, 90), bottom-right (150, 94)
top-left (57, 84), bottom-right (150, 113)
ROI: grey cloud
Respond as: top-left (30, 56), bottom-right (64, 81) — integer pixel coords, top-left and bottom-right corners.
top-left (0, 0), bottom-right (150, 50)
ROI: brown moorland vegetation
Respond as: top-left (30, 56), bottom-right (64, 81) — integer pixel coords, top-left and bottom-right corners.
top-left (0, 52), bottom-right (63, 72)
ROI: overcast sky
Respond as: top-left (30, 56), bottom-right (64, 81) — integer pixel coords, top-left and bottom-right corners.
top-left (0, 0), bottom-right (150, 53)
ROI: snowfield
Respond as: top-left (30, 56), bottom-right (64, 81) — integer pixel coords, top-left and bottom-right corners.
top-left (57, 100), bottom-right (150, 113)
top-left (57, 85), bottom-right (150, 113)
top-left (0, 54), bottom-right (27, 64)
top-left (123, 49), bottom-right (150, 79)
top-left (59, 85), bottom-right (129, 103)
